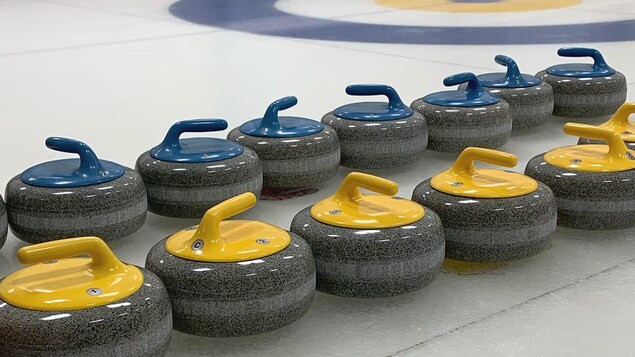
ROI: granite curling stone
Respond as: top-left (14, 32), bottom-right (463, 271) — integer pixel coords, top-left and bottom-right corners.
top-left (578, 102), bottom-right (635, 150)
top-left (136, 119), bottom-right (262, 218)
top-left (290, 172), bottom-right (445, 298)
top-left (525, 123), bottom-right (635, 230)
top-left (412, 147), bottom-right (557, 262)
top-left (0, 236), bottom-right (172, 357)
top-left (468, 55), bottom-right (554, 131)
top-left (411, 72), bottom-right (512, 153)
top-left (0, 195), bottom-right (7, 250)
top-left (536, 47), bottom-right (627, 118)
top-left (145, 192), bottom-right (315, 337)
top-left (321, 84), bottom-right (427, 169)
top-left (5, 137), bottom-right (147, 244)
top-left (227, 96), bottom-right (340, 190)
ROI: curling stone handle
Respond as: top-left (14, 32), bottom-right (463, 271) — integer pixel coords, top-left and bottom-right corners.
top-left (345, 84), bottom-right (409, 112)
top-left (45, 137), bottom-right (106, 177)
top-left (558, 48), bottom-right (611, 73)
top-left (564, 123), bottom-right (629, 157)
top-left (194, 192), bottom-right (257, 243)
top-left (17, 237), bottom-right (124, 275)
top-left (608, 103), bottom-right (635, 128)
top-left (159, 119), bottom-right (228, 149)
top-left (443, 72), bottom-right (484, 101)
top-left (257, 96), bottom-right (298, 132)
top-left (450, 147), bottom-right (517, 176)
top-left (335, 172), bottom-right (398, 202)
top-left (494, 55), bottom-right (525, 85)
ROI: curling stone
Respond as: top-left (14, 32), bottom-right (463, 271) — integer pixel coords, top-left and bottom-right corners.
top-left (145, 192), bottom-right (315, 337)
top-left (0, 237), bottom-right (172, 356)
top-left (5, 137), bottom-right (147, 244)
top-left (578, 102), bottom-right (635, 150)
top-left (321, 84), bottom-right (427, 168)
top-left (469, 55), bottom-right (554, 131)
top-left (412, 147), bottom-right (557, 262)
top-left (227, 96), bottom-right (340, 191)
top-left (136, 119), bottom-right (262, 218)
top-left (411, 72), bottom-right (512, 153)
top-left (0, 195), bottom-right (6, 250)
top-left (290, 172), bottom-right (444, 297)
top-left (525, 123), bottom-right (635, 230)
top-left (536, 47), bottom-right (627, 118)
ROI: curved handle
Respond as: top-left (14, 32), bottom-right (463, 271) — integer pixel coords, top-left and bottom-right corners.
top-left (450, 147), bottom-right (517, 176)
top-left (193, 192), bottom-right (257, 244)
top-left (334, 172), bottom-right (398, 202)
top-left (46, 137), bottom-right (105, 177)
top-left (443, 72), bottom-right (484, 100)
top-left (494, 55), bottom-right (525, 85)
top-left (257, 96), bottom-right (298, 132)
top-left (608, 103), bottom-right (635, 128)
top-left (564, 123), bottom-right (628, 157)
top-left (345, 84), bottom-right (408, 111)
top-left (558, 47), bottom-right (610, 73)
top-left (17, 237), bottom-right (123, 274)
top-left (159, 119), bottom-right (228, 149)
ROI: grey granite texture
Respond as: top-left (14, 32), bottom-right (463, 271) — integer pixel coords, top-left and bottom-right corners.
top-left (0, 268), bottom-right (172, 357)
top-left (5, 169), bottom-right (147, 244)
top-left (145, 233), bottom-right (315, 337)
top-left (136, 148), bottom-right (262, 218)
top-left (289, 205), bottom-right (444, 297)
top-left (0, 195), bottom-right (7, 250)
top-left (525, 154), bottom-right (635, 230)
top-left (410, 99), bottom-right (511, 153)
top-left (578, 137), bottom-right (635, 150)
top-left (459, 82), bottom-right (554, 131)
top-left (536, 71), bottom-right (627, 118)
top-left (320, 112), bottom-right (427, 169)
top-left (226, 126), bottom-right (340, 190)
top-left (412, 181), bottom-right (556, 262)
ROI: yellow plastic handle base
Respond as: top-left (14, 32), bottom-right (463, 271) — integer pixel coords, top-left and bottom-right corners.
top-left (599, 102), bottom-right (635, 142)
top-left (311, 172), bottom-right (424, 229)
top-left (0, 237), bottom-right (143, 311)
top-left (431, 147), bottom-right (538, 198)
top-left (165, 192), bottom-right (291, 262)
top-left (545, 123), bottom-right (635, 172)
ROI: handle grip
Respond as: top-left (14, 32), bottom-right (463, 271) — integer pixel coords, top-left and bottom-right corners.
top-left (258, 96), bottom-right (298, 132)
top-left (194, 192), bottom-right (257, 243)
top-left (443, 72), bottom-right (484, 100)
top-left (17, 237), bottom-right (123, 274)
top-left (345, 84), bottom-right (405, 108)
top-left (335, 172), bottom-right (398, 201)
top-left (450, 147), bottom-right (517, 175)
top-left (45, 137), bottom-right (104, 176)
top-left (558, 47), bottom-right (609, 72)
top-left (564, 123), bottom-right (628, 156)
top-left (494, 55), bottom-right (525, 84)
top-left (159, 119), bottom-right (228, 149)
top-left (608, 103), bottom-right (635, 127)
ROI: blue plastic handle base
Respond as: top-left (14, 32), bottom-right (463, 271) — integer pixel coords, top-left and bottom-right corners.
top-left (546, 47), bottom-right (616, 78)
top-left (150, 119), bottom-right (244, 163)
top-left (20, 137), bottom-right (125, 188)
top-left (239, 96), bottom-right (324, 138)
top-left (333, 84), bottom-right (414, 121)
top-left (477, 55), bottom-right (542, 88)
top-left (423, 72), bottom-right (500, 107)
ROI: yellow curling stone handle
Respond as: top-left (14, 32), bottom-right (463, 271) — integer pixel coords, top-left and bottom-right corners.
top-left (165, 192), bottom-right (291, 262)
top-left (311, 172), bottom-right (424, 229)
top-left (598, 103), bottom-right (635, 142)
top-left (545, 123), bottom-right (635, 172)
top-left (0, 237), bottom-right (144, 311)
top-left (431, 147), bottom-right (538, 198)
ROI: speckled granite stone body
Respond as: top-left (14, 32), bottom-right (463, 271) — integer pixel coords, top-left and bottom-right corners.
top-left (0, 268), bottom-right (172, 357)
top-left (227, 126), bottom-right (340, 189)
top-left (410, 99), bottom-right (511, 153)
top-left (536, 71), bottom-right (627, 118)
top-left (577, 137), bottom-right (635, 150)
top-left (460, 82), bottom-right (554, 131)
top-left (525, 155), bottom-right (635, 230)
top-left (320, 111), bottom-right (427, 168)
top-left (411, 181), bottom-right (556, 262)
top-left (0, 195), bottom-right (7, 250)
top-left (145, 233), bottom-right (315, 337)
top-left (290, 206), bottom-right (444, 297)
top-left (136, 148), bottom-right (262, 218)
top-left (5, 169), bottom-right (147, 244)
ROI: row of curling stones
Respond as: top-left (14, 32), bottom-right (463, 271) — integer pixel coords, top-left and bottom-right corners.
top-left (0, 237), bottom-right (173, 356)
top-left (145, 192), bottom-right (316, 337)
top-left (526, 122), bottom-right (635, 230)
